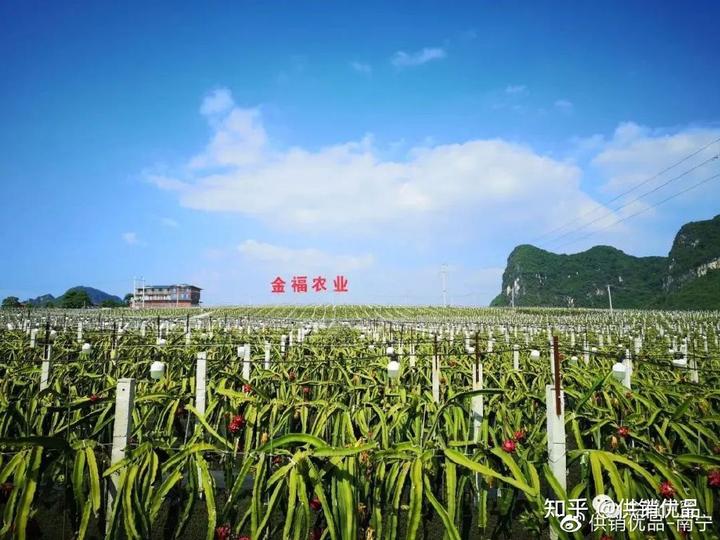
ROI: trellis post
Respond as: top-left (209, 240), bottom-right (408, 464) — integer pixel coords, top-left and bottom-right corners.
top-left (107, 378), bottom-right (136, 527)
top-left (546, 336), bottom-right (566, 540)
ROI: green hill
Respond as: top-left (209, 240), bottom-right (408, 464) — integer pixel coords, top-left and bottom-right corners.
top-left (24, 286), bottom-right (123, 307)
top-left (491, 214), bottom-right (720, 309)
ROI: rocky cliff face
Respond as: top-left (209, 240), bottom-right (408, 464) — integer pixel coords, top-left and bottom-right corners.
top-left (664, 215), bottom-right (720, 291)
top-left (491, 214), bottom-right (720, 309)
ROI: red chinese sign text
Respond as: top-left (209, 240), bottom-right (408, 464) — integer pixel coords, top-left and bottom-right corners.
top-left (271, 275), bottom-right (348, 294)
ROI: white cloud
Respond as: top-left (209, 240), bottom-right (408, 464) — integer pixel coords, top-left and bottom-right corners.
top-left (200, 88), bottom-right (234, 117)
top-left (569, 133), bottom-right (605, 156)
top-left (150, 98), bottom-right (615, 239)
top-left (122, 232), bottom-right (139, 245)
top-left (554, 99), bottom-right (574, 112)
top-left (391, 47), bottom-right (446, 67)
top-left (505, 84), bottom-right (527, 95)
top-left (541, 122), bottom-right (720, 255)
top-left (188, 107), bottom-right (267, 169)
top-left (238, 240), bottom-right (374, 272)
top-left (149, 89), bottom-right (720, 290)
top-left (161, 217), bottom-right (179, 228)
top-left (350, 61), bottom-right (372, 74)
top-left (591, 122), bottom-right (720, 195)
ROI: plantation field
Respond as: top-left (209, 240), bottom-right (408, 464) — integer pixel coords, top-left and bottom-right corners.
top-left (0, 306), bottom-right (719, 540)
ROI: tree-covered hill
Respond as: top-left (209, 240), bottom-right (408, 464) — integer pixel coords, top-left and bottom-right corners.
top-left (491, 214), bottom-right (720, 309)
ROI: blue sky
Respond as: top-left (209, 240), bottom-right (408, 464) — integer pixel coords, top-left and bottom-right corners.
top-left (2, 1), bottom-right (720, 305)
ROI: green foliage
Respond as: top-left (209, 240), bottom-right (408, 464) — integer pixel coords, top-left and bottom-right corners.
top-left (654, 269), bottom-right (720, 309)
top-left (0, 307), bottom-right (718, 539)
top-left (56, 289), bottom-right (93, 308)
top-left (492, 214), bottom-right (720, 309)
top-left (25, 286), bottom-right (123, 308)
top-left (490, 244), bottom-right (665, 308)
top-left (1, 296), bottom-right (22, 309)
top-left (666, 214), bottom-right (720, 290)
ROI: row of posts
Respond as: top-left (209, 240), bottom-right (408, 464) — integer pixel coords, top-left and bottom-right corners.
top-left (28, 327), bottom-right (702, 539)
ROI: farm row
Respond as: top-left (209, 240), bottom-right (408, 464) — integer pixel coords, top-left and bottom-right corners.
top-left (0, 307), bottom-right (718, 539)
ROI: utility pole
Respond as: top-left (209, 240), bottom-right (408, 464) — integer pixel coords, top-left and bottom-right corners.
top-left (607, 284), bottom-right (613, 314)
top-left (441, 264), bottom-right (448, 308)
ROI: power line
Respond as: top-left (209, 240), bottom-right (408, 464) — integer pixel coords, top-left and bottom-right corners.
top-left (553, 170), bottom-right (720, 250)
top-left (531, 136), bottom-right (720, 244)
top-left (542, 153), bottom-right (719, 247)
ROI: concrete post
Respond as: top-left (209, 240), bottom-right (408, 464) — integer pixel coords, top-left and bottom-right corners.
top-left (243, 344), bottom-right (251, 381)
top-left (545, 384), bottom-right (566, 540)
top-left (40, 344), bottom-right (52, 391)
top-left (431, 354), bottom-right (440, 404)
top-left (195, 350), bottom-right (207, 411)
top-left (107, 378), bottom-right (136, 523)
top-left (623, 350), bottom-right (632, 390)
top-left (195, 353), bottom-right (207, 494)
top-left (471, 362), bottom-right (484, 442)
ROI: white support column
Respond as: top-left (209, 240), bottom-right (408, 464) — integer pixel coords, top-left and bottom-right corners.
top-left (30, 329), bottom-right (38, 348)
top-left (107, 378), bottom-right (136, 523)
top-left (264, 342), bottom-right (271, 370)
top-left (689, 354), bottom-right (699, 384)
top-left (195, 352), bottom-right (207, 495)
top-left (77, 321), bottom-right (83, 343)
top-left (623, 350), bottom-right (633, 390)
top-left (471, 362), bottom-right (484, 442)
top-left (545, 384), bottom-right (566, 540)
top-left (242, 344), bottom-right (251, 381)
top-left (196, 352), bottom-right (207, 417)
top-left (40, 344), bottom-right (52, 391)
top-left (513, 344), bottom-right (520, 371)
top-left (431, 354), bottom-right (440, 404)
top-left (409, 343), bottom-right (417, 368)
